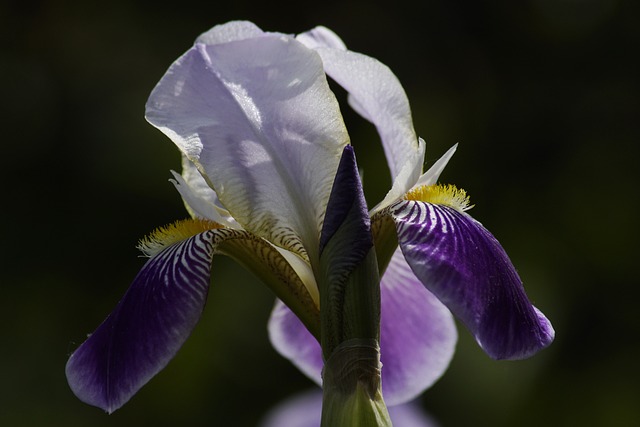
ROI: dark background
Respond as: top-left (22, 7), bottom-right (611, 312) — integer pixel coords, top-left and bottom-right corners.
top-left (2, 0), bottom-right (638, 426)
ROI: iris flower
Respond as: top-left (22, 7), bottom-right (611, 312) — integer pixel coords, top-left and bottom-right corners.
top-left (66, 21), bottom-right (554, 417)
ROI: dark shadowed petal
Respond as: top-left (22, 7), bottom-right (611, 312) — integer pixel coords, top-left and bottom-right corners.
top-left (260, 389), bottom-right (438, 427)
top-left (392, 201), bottom-right (555, 360)
top-left (268, 249), bottom-right (457, 405)
top-left (65, 230), bottom-right (217, 413)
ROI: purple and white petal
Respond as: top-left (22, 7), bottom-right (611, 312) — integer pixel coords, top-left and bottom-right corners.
top-left (146, 33), bottom-right (348, 258)
top-left (393, 201), bottom-right (555, 360)
top-left (297, 27), bottom-right (420, 185)
top-left (268, 249), bottom-right (457, 405)
top-left (65, 230), bottom-right (217, 413)
top-left (260, 389), bottom-right (439, 427)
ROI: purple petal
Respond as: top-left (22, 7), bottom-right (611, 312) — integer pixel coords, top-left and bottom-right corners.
top-left (268, 299), bottom-right (324, 386)
top-left (268, 249), bottom-right (457, 405)
top-left (65, 231), bottom-right (216, 413)
top-left (260, 389), bottom-right (439, 427)
top-left (392, 201), bottom-right (555, 360)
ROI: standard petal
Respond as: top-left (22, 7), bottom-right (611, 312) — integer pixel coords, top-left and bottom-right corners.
top-left (65, 230), bottom-right (217, 413)
top-left (195, 20), bottom-right (264, 45)
top-left (298, 27), bottom-right (420, 185)
top-left (268, 249), bottom-right (457, 405)
top-left (260, 389), bottom-right (439, 427)
top-left (371, 138), bottom-right (426, 214)
top-left (146, 34), bottom-right (349, 259)
top-left (392, 201), bottom-right (555, 360)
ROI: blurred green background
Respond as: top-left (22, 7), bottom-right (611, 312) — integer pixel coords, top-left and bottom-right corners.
top-left (3, 0), bottom-right (639, 426)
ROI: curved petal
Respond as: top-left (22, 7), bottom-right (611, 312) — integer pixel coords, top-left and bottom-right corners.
top-left (297, 27), bottom-right (420, 184)
top-left (65, 230), bottom-right (218, 413)
top-left (171, 155), bottom-right (241, 228)
top-left (378, 249), bottom-right (457, 405)
top-left (268, 249), bottom-right (457, 405)
top-left (195, 20), bottom-right (264, 45)
top-left (392, 201), bottom-right (555, 360)
top-left (268, 298), bottom-right (323, 386)
top-left (372, 138), bottom-right (425, 214)
top-left (260, 389), bottom-right (438, 427)
top-left (146, 33), bottom-right (349, 259)
top-left (413, 144), bottom-right (458, 189)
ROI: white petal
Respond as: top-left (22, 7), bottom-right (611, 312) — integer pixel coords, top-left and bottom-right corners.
top-left (146, 34), bottom-right (349, 259)
top-left (371, 138), bottom-right (426, 214)
top-left (195, 21), bottom-right (265, 45)
top-left (298, 29), bottom-right (420, 184)
top-left (295, 26), bottom-right (346, 50)
top-left (412, 143), bottom-right (458, 188)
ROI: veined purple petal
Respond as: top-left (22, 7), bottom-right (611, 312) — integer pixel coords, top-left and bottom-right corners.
top-left (65, 230), bottom-right (217, 413)
top-left (260, 389), bottom-right (439, 427)
top-left (297, 27), bottom-right (420, 185)
top-left (146, 33), bottom-right (348, 259)
top-left (268, 249), bottom-right (457, 405)
top-left (392, 201), bottom-right (555, 360)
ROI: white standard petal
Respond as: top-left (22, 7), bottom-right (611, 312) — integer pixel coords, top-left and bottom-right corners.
top-left (371, 138), bottom-right (426, 214)
top-left (297, 29), bottom-right (419, 185)
top-left (195, 21), bottom-right (265, 45)
top-left (412, 144), bottom-right (458, 189)
top-left (146, 34), bottom-right (349, 260)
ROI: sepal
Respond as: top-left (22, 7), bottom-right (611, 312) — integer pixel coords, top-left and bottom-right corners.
top-left (392, 200), bottom-right (554, 360)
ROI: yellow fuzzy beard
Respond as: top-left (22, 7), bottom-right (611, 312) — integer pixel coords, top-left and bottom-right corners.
top-left (137, 218), bottom-right (223, 257)
top-left (404, 184), bottom-right (473, 212)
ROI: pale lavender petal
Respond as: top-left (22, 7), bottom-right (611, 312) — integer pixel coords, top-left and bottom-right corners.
top-left (267, 249), bottom-right (457, 405)
top-left (379, 249), bottom-right (457, 405)
top-left (195, 20), bottom-right (264, 45)
top-left (393, 201), bottom-right (555, 360)
top-left (297, 27), bottom-right (420, 184)
top-left (146, 34), bottom-right (348, 258)
top-left (65, 231), bottom-right (217, 413)
top-left (260, 389), bottom-right (438, 427)
top-left (268, 299), bottom-right (323, 386)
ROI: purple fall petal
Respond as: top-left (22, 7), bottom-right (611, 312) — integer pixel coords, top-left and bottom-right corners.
top-left (268, 249), bottom-right (457, 405)
top-left (392, 201), bottom-right (555, 360)
top-left (260, 389), bottom-right (438, 427)
top-left (65, 231), bottom-right (216, 413)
